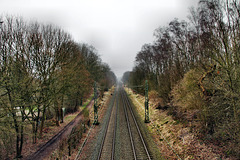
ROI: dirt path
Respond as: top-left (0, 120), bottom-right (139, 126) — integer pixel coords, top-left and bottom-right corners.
top-left (25, 100), bottom-right (94, 160)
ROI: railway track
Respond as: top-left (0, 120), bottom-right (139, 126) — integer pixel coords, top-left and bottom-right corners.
top-left (121, 87), bottom-right (151, 160)
top-left (97, 88), bottom-right (118, 160)
top-left (26, 100), bottom-right (94, 160)
top-left (96, 86), bottom-right (151, 160)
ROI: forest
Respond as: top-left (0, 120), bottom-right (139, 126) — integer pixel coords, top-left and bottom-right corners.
top-left (0, 16), bottom-right (116, 158)
top-left (122, 0), bottom-right (240, 157)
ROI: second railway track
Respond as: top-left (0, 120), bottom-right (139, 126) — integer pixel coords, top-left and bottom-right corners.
top-left (26, 100), bottom-right (94, 160)
top-left (97, 88), bottom-right (119, 160)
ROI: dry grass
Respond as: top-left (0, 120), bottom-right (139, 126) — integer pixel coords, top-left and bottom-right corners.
top-left (126, 87), bottom-right (233, 160)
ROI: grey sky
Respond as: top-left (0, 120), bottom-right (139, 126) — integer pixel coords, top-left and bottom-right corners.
top-left (0, 0), bottom-right (199, 78)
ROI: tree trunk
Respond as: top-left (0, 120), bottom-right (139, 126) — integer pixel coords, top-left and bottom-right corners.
top-left (33, 106), bottom-right (41, 143)
top-left (16, 134), bottom-right (21, 158)
top-left (74, 99), bottom-right (79, 112)
top-left (12, 113), bottom-right (22, 158)
top-left (19, 122), bottom-right (24, 158)
top-left (54, 100), bottom-right (60, 126)
top-left (32, 123), bottom-right (35, 143)
top-left (61, 95), bottom-right (64, 123)
top-left (56, 108), bottom-right (60, 126)
top-left (34, 117), bottom-right (39, 143)
top-left (80, 97), bottom-right (83, 106)
top-left (34, 120), bottom-right (38, 143)
top-left (60, 108), bottom-right (63, 123)
top-left (40, 106), bottom-right (46, 138)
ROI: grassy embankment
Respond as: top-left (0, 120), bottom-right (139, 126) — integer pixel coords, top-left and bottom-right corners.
top-left (126, 87), bottom-right (226, 160)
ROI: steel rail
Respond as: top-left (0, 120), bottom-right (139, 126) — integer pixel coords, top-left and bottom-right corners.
top-left (122, 87), bottom-right (151, 160)
top-left (111, 91), bottom-right (118, 160)
top-left (97, 90), bottom-right (117, 160)
top-left (121, 88), bottom-right (137, 160)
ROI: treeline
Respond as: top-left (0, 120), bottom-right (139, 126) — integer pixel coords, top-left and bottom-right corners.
top-left (0, 16), bottom-right (116, 158)
top-left (123, 0), bottom-right (240, 157)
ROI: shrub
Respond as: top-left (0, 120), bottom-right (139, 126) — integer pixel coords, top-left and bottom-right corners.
top-left (171, 69), bottom-right (205, 111)
top-left (149, 90), bottom-right (159, 102)
top-left (171, 67), bottom-right (240, 157)
top-left (58, 137), bottom-right (68, 159)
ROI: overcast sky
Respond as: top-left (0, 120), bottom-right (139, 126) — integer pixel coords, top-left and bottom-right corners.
top-left (0, 0), bottom-right (199, 78)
